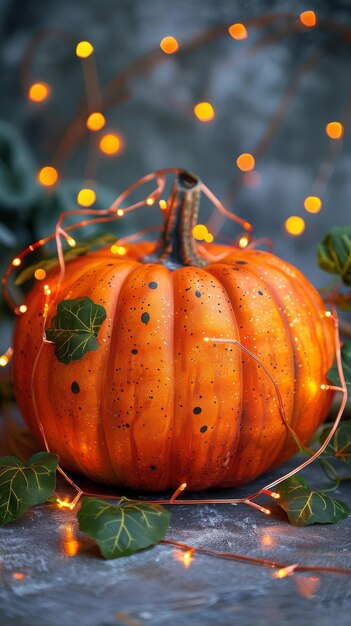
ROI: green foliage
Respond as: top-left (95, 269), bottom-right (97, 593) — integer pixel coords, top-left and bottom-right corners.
top-left (276, 475), bottom-right (350, 527)
top-left (77, 497), bottom-right (170, 559)
top-left (46, 297), bottom-right (107, 364)
top-left (319, 421), bottom-right (351, 465)
top-left (0, 452), bottom-right (58, 525)
top-left (318, 225), bottom-right (351, 286)
top-left (328, 341), bottom-right (351, 390)
top-left (15, 233), bottom-right (117, 285)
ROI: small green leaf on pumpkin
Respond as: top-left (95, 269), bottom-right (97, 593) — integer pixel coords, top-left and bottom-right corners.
top-left (276, 475), bottom-right (350, 527)
top-left (77, 497), bottom-right (170, 559)
top-left (328, 341), bottom-right (351, 390)
top-left (0, 452), bottom-right (58, 525)
top-left (319, 421), bottom-right (351, 465)
top-left (318, 226), bottom-right (351, 286)
top-left (45, 297), bottom-right (107, 364)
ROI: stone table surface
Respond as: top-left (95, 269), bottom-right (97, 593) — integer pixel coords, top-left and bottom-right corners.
top-left (0, 414), bottom-right (350, 626)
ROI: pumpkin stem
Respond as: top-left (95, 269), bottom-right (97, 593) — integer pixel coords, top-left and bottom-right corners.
top-left (142, 170), bottom-right (208, 269)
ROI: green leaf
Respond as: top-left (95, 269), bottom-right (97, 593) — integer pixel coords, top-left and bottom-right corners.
top-left (15, 233), bottom-right (117, 286)
top-left (276, 475), bottom-right (350, 526)
top-left (0, 452), bottom-right (59, 525)
top-left (77, 497), bottom-right (170, 559)
top-left (320, 421), bottom-right (351, 465)
top-left (328, 341), bottom-right (351, 390)
top-left (318, 226), bottom-right (351, 286)
top-left (45, 297), bottom-right (107, 364)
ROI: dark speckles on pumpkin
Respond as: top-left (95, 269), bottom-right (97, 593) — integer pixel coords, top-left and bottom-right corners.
top-left (236, 260), bottom-right (248, 265)
top-left (148, 281), bottom-right (158, 289)
top-left (131, 348), bottom-right (138, 355)
top-left (195, 290), bottom-right (201, 298)
top-left (141, 312), bottom-right (150, 324)
top-left (258, 290), bottom-right (264, 296)
top-left (200, 425), bottom-right (208, 433)
top-left (71, 381), bottom-right (80, 394)
top-left (193, 406), bottom-right (202, 415)
top-left (149, 464), bottom-right (157, 471)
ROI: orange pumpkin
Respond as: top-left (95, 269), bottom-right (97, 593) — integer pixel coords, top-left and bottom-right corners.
top-left (13, 172), bottom-right (335, 491)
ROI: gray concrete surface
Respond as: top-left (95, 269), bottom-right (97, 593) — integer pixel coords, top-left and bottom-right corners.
top-left (0, 410), bottom-right (350, 626)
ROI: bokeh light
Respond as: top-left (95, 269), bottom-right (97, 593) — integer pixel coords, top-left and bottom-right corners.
top-left (299, 11), bottom-right (317, 27)
top-left (304, 196), bottom-right (322, 214)
top-left (34, 268), bottom-right (47, 281)
top-left (76, 41), bottom-right (94, 58)
top-left (160, 36), bottom-right (179, 54)
top-left (285, 216), bottom-right (306, 236)
top-left (28, 82), bottom-right (50, 102)
top-left (77, 188), bottom-right (96, 207)
top-left (194, 102), bottom-right (215, 122)
top-left (228, 23), bottom-right (248, 40)
top-left (37, 166), bottom-right (59, 187)
top-left (86, 112), bottom-right (106, 131)
top-left (236, 153), bottom-right (255, 172)
top-left (99, 133), bottom-right (122, 155)
top-left (192, 224), bottom-right (209, 240)
top-left (325, 121), bottom-right (344, 139)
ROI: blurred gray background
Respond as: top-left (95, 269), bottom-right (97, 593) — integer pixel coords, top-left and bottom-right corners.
top-left (1, 0), bottom-right (351, 351)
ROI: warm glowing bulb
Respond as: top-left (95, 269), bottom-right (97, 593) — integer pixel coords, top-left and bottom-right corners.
top-left (325, 311), bottom-right (332, 317)
top-left (67, 237), bottom-right (76, 247)
top-left (12, 572), bottom-right (26, 580)
top-left (0, 355), bottom-right (9, 367)
top-left (28, 82), bottom-right (50, 102)
top-left (239, 236), bottom-right (249, 248)
top-left (320, 384), bottom-right (330, 390)
top-left (56, 498), bottom-right (75, 510)
top-left (34, 268), bottom-right (47, 281)
top-left (19, 304), bottom-right (27, 313)
top-left (99, 133), bottom-right (122, 155)
top-left (194, 102), bottom-right (215, 122)
top-left (159, 199), bottom-right (167, 210)
top-left (37, 166), bottom-right (59, 187)
top-left (86, 112), bottom-right (106, 131)
top-left (325, 121), bottom-right (344, 140)
top-left (160, 36), bottom-right (179, 54)
top-left (236, 153), bottom-right (255, 172)
top-left (304, 196), bottom-right (322, 214)
top-left (12, 257), bottom-right (21, 267)
top-left (44, 284), bottom-right (51, 295)
top-left (285, 216), bottom-right (305, 236)
top-left (275, 568), bottom-right (288, 579)
top-left (117, 209), bottom-right (124, 217)
top-left (77, 188), bottom-right (96, 207)
top-left (76, 41), bottom-right (94, 58)
top-left (111, 245), bottom-right (127, 255)
top-left (192, 224), bottom-right (208, 240)
top-left (146, 196), bottom-right (155, 206)
top-left (228, 23), bottom-right (248, 40)
top-left (299, 11), bottom-right (317, 27)
top-left (204, 232), bottom-right (214, 243)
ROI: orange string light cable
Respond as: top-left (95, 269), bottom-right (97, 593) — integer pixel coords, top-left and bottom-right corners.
top-left (159, 539), bottom-right (351, 576)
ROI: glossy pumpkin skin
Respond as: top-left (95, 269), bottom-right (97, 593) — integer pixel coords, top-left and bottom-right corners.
top-left (13, 241), bottom-right (335, 491)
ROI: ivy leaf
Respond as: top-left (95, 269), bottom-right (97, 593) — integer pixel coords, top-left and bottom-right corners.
top-left (276, 475), bottom-right (350, 527)
top-left (77, 497), bottom-right (170, 559)
top-left (45, 297), bottom-right (107, 364)
top-left (0, 452), bottom-right (59, 525)
top-left (328, 341), bottom-right (351, 390)
top-left (15, 234), bottom-right (117, 286)
top-left (320, 421), bottom-right (351, 465)
top-left (318, 226), bottom-right (351, 286)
